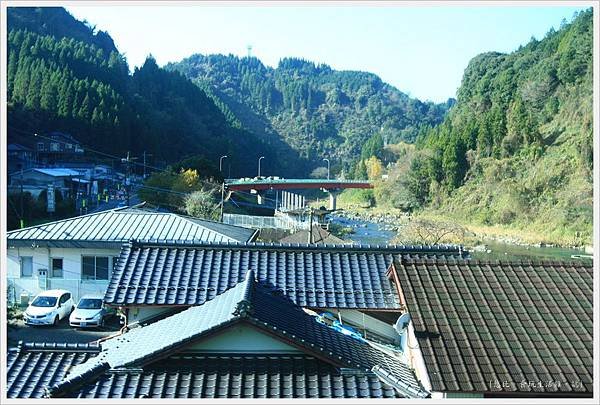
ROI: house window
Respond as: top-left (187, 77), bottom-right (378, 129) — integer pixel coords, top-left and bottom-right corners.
top-left (37, 142), bottom-right (45, 151)
top-left (20, 256), bottom-right (33, 277)
top-left (82, 256), bottom-right (110, 280)
top-left (50, 142), bottom-right (60, 152)
top-left (51, 258), bottom-right (63, 278)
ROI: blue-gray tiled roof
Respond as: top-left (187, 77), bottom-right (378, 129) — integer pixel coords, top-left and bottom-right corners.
top-left (6, 343), bottom-right (100, 398)
top-left (8, 351), bottom-right (403, 398)
top-left (46, 271), bottom-right (428, 398)
top-left (105, 240), bottom-right (466, 309)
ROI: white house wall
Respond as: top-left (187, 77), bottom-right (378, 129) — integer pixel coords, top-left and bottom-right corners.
top-left (404, 319), bottom-right (433, 393)
top-left (127, 306), bottom-right (175, 324)
top-left (324, 308), bottom-right (400, 344)
top-left (7, 246), bottom-right (120, 303)
top-left (188, 324), bottom-right (301, 353)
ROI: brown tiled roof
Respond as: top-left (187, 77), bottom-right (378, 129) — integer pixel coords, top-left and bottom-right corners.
top-left (393, 259), bottom-right (593, 396)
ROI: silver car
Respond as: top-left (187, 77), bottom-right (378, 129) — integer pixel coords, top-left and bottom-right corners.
top-left (69, 296), bottom-right (112, 328)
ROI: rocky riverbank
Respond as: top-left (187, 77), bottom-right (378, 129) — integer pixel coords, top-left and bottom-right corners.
top-left (332, 208), bottom-right (591, 253)
top-left (331, 209), bottom-right (409, 234)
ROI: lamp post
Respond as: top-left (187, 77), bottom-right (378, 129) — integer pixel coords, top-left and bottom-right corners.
top-left (323, 158), bottom-right (330, 180)
top-left (219, 155), bottom-right (228, 173)
top-left (257, 156), bottom-right (265, 178)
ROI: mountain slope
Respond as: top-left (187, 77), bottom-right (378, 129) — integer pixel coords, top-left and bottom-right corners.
top-left (6, 7), bottom-right (304, 177)
top-left (166, 55), bottom-right (452, 172)
top-left (398, 9), bottom-right (593, 245)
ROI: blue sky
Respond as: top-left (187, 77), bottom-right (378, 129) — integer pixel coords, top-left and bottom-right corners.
top-left (67, 3), bottom-right (586, 103)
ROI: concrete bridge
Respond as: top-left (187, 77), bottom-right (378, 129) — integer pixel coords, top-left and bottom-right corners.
top-left (225, 178), bottom-right (372, 210)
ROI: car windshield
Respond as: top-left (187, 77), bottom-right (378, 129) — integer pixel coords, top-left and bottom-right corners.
top-left (31, 296), bottom-right (57, 307)
top-left (77, 298), bottom-right (102, 309)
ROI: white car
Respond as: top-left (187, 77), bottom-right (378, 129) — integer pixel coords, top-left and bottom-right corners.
top-left (70, 296), bottom-right (112, 328)
top-left (24, 290), bottom-right (75, 326)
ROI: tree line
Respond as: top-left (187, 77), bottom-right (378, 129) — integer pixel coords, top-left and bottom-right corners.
top-left (7, 7), bottom-right (302, 178)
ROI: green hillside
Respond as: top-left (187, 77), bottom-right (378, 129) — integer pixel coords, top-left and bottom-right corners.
top-left (166, 55), bottom-right (452, 174)
top-left (380, 9), bottom-right (593, 246)
top-left (6, 7), bottom-right (304, 177)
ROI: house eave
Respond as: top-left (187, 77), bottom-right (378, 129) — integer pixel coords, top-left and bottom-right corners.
top-left (8, 239), bottom-right (124, 249)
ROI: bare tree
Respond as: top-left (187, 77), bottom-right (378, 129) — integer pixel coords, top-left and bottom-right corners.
top-left (183, 188), bottom-right (220, 221)
top-left (394, 218), bottom-right (466, 245)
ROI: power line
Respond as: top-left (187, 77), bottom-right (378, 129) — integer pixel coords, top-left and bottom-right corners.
top-left (7, 125), bottom-right (169, 174)
top-left (137, 185), bottom-right (189, 196)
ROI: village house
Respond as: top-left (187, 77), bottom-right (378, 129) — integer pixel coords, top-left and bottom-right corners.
top-left (7, 270), bottom-right (429, 399)
top-left (394, 258), bottom-right (592, 398)
top-left (103, 241), bottom-right (466, 333)
top-left (7, 143), bottom-right (35, 174)
top-left (6, 253), bottom-right (593, 398)
top-left (35, 131), bottom-right (84, 164)
top-left (6, 205), bottom-right (258, 304)
top-left (8, 167), bottom-right (85, 198)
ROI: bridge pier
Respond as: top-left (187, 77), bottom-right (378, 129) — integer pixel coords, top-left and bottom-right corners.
top-left (325, 189), bottom-right (341, 211)
top-left (256, 191), bottom-right (266, 205)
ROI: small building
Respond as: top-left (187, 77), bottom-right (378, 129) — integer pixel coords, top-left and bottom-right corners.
top-left (8, 167), bottom-right (85, 198)
top-left (52, 162), bottom-right (114, 181)
top-left (6, 205), bottom-right (258, 304)
top-left (52, 162), bottom-right (117, 196)
top-left (36, 131), bottom-right (84, 159)
top-left (7, 271), bottom-right (429, 399)
top-left (7, 143), bottom-right (35, 173)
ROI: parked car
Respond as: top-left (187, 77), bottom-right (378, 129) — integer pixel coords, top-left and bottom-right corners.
top-left (69, 296), bottom-right (114, 328)
top-left (24, 290), bottom-right (75, 326)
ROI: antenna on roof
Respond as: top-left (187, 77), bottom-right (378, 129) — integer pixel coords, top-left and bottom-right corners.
top-left (394, 312), bottom-right (411, 335)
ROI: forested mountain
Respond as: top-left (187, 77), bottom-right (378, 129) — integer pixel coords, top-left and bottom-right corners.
top-left (166, 55), bottom-right (452, 172)
top-left (387, 9), bottom-right (593, 245)
top-left (6, 7), bottom-right (303, 177)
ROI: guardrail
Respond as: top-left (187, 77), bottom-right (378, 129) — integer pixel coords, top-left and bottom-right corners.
top-left (7, 277), bottom-right (108, 306)
top-left (223, 213), bottom-right (311, 231)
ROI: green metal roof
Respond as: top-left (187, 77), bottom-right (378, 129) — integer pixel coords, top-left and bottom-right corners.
top-left (7, 206), bottom-right (257, 247)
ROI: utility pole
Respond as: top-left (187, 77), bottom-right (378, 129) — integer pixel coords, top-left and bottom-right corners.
top-left (19, 164), bottom-right (24, 228)
top-left (142, 151), bottom-right (153, 179)
top-left (121, 152), bottom-right (138, 207)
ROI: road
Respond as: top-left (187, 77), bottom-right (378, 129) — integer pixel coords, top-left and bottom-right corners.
top-left (7, 316), bottom-right (121, 347)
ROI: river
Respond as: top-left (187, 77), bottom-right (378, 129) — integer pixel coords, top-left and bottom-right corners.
top-left (328, 214), bottom-right (590, 262)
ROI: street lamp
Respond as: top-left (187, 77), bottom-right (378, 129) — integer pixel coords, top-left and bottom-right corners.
top-left (219, 155), bottom-right (228, 173)
top-left (257, 156), bottom-right (265, 178)
top-left (323, 158), bottom-right (330, 180)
